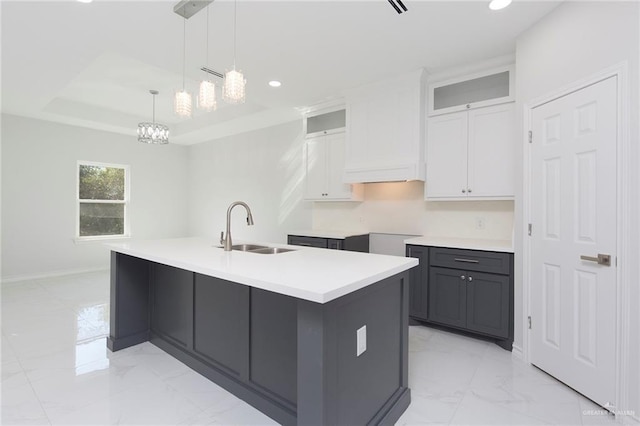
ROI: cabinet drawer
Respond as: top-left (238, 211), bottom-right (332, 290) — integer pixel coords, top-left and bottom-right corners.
top-left (429, 247), bottom-right (510, 275)
top-left (287, 235), bottom-right (328, 249)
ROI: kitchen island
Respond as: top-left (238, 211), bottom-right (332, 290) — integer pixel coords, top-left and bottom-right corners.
top-left (107, 237), bottom-right (417, 426)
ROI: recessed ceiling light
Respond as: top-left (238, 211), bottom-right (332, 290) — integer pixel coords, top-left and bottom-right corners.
top-left (489, 0), bottom-right (512, 10)
top-left (268, 80), bottom-right (282, 88)
top-left (77, 0), bottom-right (93, 3)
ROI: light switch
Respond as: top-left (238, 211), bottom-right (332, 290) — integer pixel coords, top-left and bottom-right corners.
top-left (357, 325), bottom-right (367, 357)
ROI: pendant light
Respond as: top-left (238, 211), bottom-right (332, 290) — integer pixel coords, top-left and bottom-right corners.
top-left (138, 90), bottom-right (169, 144)
top-left (174, 17), bottom-right (192, 117)
top-left (222, 0), bottom-right (246, 104)
top-left (489, 0), bottom-right (512, 10)
top-left (198, 4), bottom-right (217, 111)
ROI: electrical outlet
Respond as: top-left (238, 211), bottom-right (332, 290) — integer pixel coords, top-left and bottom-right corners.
top-left (475, 217), bottom-right (486, 230)
top-left (356, 325), bottom-right (367, 357)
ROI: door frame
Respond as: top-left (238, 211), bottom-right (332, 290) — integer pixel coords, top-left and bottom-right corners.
top-left (522, 62), bottom-right (632, 413)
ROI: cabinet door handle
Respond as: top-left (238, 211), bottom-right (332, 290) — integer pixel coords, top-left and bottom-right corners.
top-left (460, 275), bottom-right (466, 280)
top-left (468, 276), bottom-right (473, 282)
top-left (454, 258), bottom-right (480, 264)
top-left (468, 188), bottom-right (472, 193)
top-left (462, 189), bottom-right (466, 193)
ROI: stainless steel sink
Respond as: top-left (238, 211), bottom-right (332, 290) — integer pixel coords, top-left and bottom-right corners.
top-left (231, 244), bottom-right (268, 251)
top-left (220, 243), bottom-right (295, 254)
top-left (249, 247), bottom-right (296, 254)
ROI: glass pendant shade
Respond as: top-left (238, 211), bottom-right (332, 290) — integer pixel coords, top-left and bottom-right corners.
top-left (138, 90), bottom-right (169, 144)
top-left (489, 0), bottom-right (512, 9)
top-left (222, 68), bottom-right (246, 104)
top-left (174, 90), bottom-right (192, 117)
top-left (138, 122), bottom-right (169, 144)
top-left (198, 80), bottom-right (217, 111)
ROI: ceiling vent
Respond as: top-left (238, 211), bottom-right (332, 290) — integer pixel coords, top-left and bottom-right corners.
top-left (387, 0), bottom-right (407, 14)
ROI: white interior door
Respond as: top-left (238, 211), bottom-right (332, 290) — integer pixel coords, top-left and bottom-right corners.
top-left (530, 76), bottom-right (617, 409)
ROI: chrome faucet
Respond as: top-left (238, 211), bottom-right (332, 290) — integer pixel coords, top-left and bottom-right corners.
top-left (220, 201), bottom-right (254, 251)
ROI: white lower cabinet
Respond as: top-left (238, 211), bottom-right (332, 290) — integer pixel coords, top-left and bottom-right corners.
top-left (426, 103), bottom-right (515, 200)
top-left (305, 132), bottom-right (363, 201)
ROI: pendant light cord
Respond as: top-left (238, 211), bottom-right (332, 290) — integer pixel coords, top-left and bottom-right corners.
top-left (182, 17), bottom-right (186, 90)
top-left (233, 0), bottom-right (237, 69)
top-left (152, 93), bottom-right (156, 125)
top-left (205, 6), bottom-right (209, 67)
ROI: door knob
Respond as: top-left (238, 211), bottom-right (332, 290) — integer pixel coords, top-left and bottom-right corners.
top-left (580, 254), bottom-right (612, 266)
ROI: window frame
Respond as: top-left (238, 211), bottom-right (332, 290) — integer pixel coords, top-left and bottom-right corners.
top-left (76, 160), bottom-right (131, 241)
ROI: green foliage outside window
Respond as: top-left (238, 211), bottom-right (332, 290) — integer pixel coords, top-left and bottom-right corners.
top-left (79, 165), bottom-right (125, 200)
top-left (78, 164), bottom-right (127, 237)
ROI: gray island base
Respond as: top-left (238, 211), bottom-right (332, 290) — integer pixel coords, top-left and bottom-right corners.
top-left (108, 251), bottom-right (412, 425)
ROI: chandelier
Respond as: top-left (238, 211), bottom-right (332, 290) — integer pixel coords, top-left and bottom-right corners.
top-left (138, 90), bottom-right (169, 144)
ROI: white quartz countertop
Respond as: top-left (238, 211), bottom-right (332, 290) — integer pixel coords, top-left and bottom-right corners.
top-left (108, 237), bottom-right (417, 304)
top-left (404, 236), bottom-right (514, 253)
top-left (288, 230), bottom-right (368, 239)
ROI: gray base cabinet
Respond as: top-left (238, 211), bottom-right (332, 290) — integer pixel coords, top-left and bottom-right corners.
top-left (465, 271), bottom-right (510, 338)
top-left (150, 264), bottom-right (193, 349)
top-left (288, 234), bottom-right (369, 252)
top-left (428, 266), bottom-right (467, 329)
top-left (250, 288), bottom-right (298, 405)
top-left (406, 245), bottom-right (429, 320)
top-left (406, 245), bottom-right (514, 350)
top-left (193, 274), bottom-right (249, 379)
top-left (108, 252), bottom-right (410, 426)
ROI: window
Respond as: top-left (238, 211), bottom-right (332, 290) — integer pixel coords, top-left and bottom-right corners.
top-left (77, 161), bottom-right (129, 239)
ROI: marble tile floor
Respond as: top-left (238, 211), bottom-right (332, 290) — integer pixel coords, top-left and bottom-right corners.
top-left (1, 271), bottom-right (624, 425)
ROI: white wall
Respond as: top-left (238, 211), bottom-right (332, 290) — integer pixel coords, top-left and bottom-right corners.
top-left (187, 120), bottom-right (312, 244)
top-left (515, 1), bottom-right (640, 417)
top-left (1, 114), bottom-right (189, 280)
top-left (313, 181), bottom-right (514, 241)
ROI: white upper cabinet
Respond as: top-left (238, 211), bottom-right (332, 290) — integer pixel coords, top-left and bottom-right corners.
top-left (344, 69), bottom-right (426, 183)
top-left (467, 104), bottom-right (515, 198)
top-left (426, 103), bottom-right (515, 200)
top-left (426, 112), bottom-right (468, 198)
top-left (428, 65), bottom-right (514, 116)
top-left (305, 131), bottom-right (363, 201)
top-left (306, 108), bottom-right (346, 138)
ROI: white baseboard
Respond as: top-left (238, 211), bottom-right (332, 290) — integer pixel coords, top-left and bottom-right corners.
top-left (511, 343), bottom-right (524, 360)
top-left (1, 267), bottom-right (109, 284)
